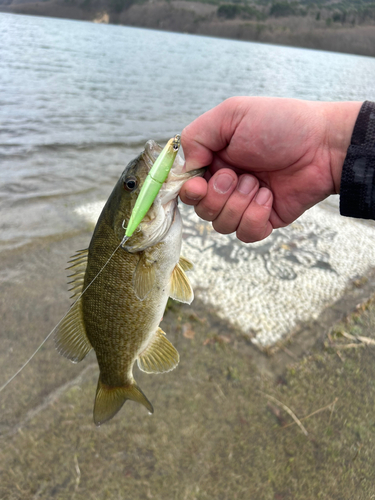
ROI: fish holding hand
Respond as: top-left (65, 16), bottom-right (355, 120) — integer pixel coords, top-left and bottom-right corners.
top-left (55, 138), bottom-right (204, 426)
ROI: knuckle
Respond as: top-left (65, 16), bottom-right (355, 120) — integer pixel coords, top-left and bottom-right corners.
top-left (222, 205), bottom-right (239, 221)
top-left (212, 219), bottom-right (234, 235)
top-left (195, 193), bottom-right (226, 220)
top-left (236, 208), bottom-right (271, 242)
top-left (237, 222), bottom-right (272, 243)
top-left (236, 226), bottom-right (257, 243)
top-left (195, 204), bottom-right (217, 222)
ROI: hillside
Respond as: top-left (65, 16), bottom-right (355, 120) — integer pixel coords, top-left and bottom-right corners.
top-left (1, 0), bottom-right (375, 56)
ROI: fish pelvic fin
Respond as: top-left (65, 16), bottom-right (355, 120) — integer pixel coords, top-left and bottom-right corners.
top-left (178, 255), bottom-right (193, 272)
top-left (137, 327), bottom-right (179, 374)
top-left (169, 262), bottom-right (194, 304)
top-left (94, 378), bottom-right (154, 426)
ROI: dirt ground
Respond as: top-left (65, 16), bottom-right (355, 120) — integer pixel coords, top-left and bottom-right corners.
top-left (1, 233), bottom-right (375, 499)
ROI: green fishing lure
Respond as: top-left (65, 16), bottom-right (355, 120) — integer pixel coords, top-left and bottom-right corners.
top-left (125, 134), bottom-right (181, 238)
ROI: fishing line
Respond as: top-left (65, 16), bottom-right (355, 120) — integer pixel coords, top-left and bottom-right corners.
top-left (0, 238), bottom-right (125, 394)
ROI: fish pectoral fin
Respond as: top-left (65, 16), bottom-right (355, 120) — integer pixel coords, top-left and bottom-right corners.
top-left (137, 327), bottom-right (180, 374)
top-left (54, 297), bottom-right (92, 363)
top-left (133, 252), bottom-right (157, 301)
top-left (169, 263), bottom-right (194, 304)
top-left (179, 255), bottom-right (193, 272)
top-left (94, 378), bottom-right (154, 426)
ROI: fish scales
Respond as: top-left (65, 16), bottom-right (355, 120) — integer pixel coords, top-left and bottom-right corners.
top-left (83, 212), bottom-right (180, 385)
top-left (55, 140), bottom-right (203, 426)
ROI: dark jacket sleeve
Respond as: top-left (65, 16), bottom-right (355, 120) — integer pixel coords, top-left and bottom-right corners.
top-left (340, 100), bottom-right (375, 219)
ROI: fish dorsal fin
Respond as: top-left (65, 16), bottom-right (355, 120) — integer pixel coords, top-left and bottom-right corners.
top-left (94, 377), bottom-right (154, 426)
top-left (54, 298), bottom-right (92, 362)
top-left (133, 252), bottom-right (157, 301)
top-left (54, 249), bottom-right (92, 362)
top-left (169, 263), bottom-right (194, 304)
top-left (137, 328), bottom-right (179, 374)
top-left (66, 248), bottom-right (89, 298)
top-left (179, 256), bottom-right (193, 272)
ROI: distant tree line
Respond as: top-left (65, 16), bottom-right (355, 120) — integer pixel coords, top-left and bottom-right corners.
top-left (217, 3), bottom-right (265, 19)
top-left (63, 0), bottom-right (375, 25)
top-left (216, 0), bottom-right (375, 24)
top-left (65, 0), bottom-right (139, 13)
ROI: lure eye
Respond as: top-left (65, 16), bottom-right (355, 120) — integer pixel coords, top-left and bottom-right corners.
top-left (123, 177), bottom-right (137, 191)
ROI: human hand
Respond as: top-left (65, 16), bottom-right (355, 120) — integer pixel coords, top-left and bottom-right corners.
top-left (179, 97), bottom-right (361, 242)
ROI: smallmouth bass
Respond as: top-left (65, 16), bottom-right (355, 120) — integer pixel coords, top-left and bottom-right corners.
top-left (55, 140), bottom-right (203, 426)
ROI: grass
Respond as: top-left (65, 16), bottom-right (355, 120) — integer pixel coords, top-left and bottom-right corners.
top-left (2, 273), bottom-right (375, 498)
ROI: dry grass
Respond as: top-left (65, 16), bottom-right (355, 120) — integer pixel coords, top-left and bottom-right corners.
top-left (2, 236), bottom-right (375, 499)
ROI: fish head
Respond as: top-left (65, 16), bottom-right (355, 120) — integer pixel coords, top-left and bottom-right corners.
top-left (111, 140), bottom-right (204, 252)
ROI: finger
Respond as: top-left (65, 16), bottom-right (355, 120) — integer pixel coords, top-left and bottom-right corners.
top-left (212, 174), bottom-right (259, 234)
top-left (179, 177), bottom-right (208, 206)
top-left (195, 169), bottom-right (238, 221)
top-left (236, 187), bottom-right (273, 243)
top-left (181, 97), bottom-right (245, 171)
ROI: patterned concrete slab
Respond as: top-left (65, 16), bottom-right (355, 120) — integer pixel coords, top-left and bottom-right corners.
top-left (75, 196), bottom-right (375, 350)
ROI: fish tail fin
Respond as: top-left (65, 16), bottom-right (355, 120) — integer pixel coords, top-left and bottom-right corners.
top-left (93, 377), bottom-right (154, 426)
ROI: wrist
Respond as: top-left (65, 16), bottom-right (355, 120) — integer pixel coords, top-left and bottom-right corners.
top-left (323, 101), bottom-right (363, 194)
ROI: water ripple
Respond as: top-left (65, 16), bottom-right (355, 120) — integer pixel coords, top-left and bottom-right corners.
top-left (1, 12), bottom-right (375, 250)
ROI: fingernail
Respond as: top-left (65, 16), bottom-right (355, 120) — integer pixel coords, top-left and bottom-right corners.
top-left (237, 175), bottom-right (257, 195)
top-left (255, 188), bottom-right (272, 206)
top-left (185, 190), bottom-right (202, 201)
top-left (213, 173), bottom-right (234, 194)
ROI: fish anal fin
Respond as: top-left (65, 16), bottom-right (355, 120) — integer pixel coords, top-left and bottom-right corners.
top-left (169, 263), bottom-right (194, 304)
top-left (179, 256), bottom-right (193, 272)
top-left (133, 252), bottom-right (157, 301)
top-left (94, 378), bottom-right (154, 426)
top-left (137, 327), bottom-right (179, 374)
top-left (54, 298), bottom-right (92, 362)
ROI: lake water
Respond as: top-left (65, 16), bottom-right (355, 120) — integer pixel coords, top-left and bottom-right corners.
top-left (3, 14), bottom-right (375, 496)
top-left (1, 12), bottom-right (375, 251)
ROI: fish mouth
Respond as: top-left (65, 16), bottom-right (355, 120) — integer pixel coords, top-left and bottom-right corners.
top-left (143, 139), bottom-right (205, 180)
top-left (121, 140), bottom-right (204, 253)
top-left (143, 139), bottom-right (206, 206)
top-left (143, 140), bottom-right (163, 169)
top-left (158, 166), bottom-right (205, 206)
top-left (124, 197), bottom-right (176, 253)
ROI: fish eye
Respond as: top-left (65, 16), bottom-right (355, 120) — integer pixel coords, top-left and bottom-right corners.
top-left (123, 177), bottom-right (137, 191)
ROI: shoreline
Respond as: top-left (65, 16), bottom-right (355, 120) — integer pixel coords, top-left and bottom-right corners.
top-left (1, 6), bottom-right (375, 58)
